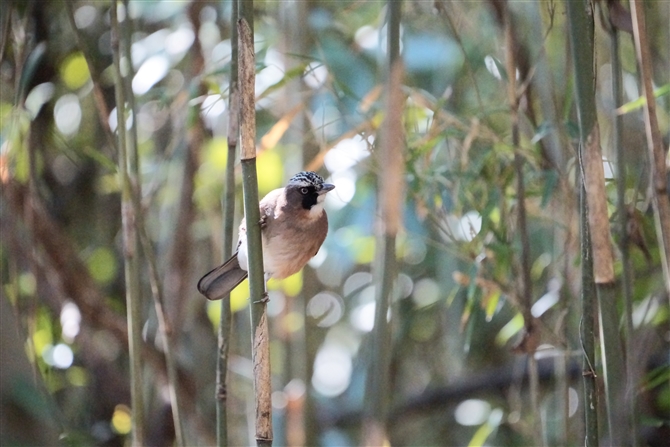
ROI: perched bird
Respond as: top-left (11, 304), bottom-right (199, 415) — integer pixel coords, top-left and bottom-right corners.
top-left (198, 171), bottom-right (335, 301)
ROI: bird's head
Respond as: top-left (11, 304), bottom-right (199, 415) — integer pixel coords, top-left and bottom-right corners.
top-left (286, 171), bottom-right (335, 211)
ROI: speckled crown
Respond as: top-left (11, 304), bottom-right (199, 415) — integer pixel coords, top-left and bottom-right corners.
top-left (288, 171), bottom-right (324, 187)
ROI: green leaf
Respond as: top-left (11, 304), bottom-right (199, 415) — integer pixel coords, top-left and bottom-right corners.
top-left (483, 289), bottom-right (500, 322)
top-left (495, 312), bottom-right (524, 345)
top-left (616, 84), bottom-right (670, 115)
top-left (468, 422), bottom-right (495, 447)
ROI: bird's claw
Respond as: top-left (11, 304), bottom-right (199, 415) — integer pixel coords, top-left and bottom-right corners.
top-left (253, 292), bottom-right (270, 304)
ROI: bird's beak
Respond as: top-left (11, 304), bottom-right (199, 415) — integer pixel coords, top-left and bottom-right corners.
top-left (318, 183), bottom-right (335, 194)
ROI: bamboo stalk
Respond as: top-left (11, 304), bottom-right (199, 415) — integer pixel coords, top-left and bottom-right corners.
top-left (238, 14), bottom-right (273, 447)
top-left (110, 3), bottom-right (144, 445)
top-left (579, 183), bottom-right (599, 447)
top-left (566, 1), bottom-right (627, 444)
top-left (363, 2), bottom-right (403, 445)
top-left (216, 0), bottom-right (240, 444)
top-left (629, 0), bottom-right (670, 295)
top-left (608, 12), bottom-right (638, 444)
top-left (118, 4), bottom-right (185, 444)
top-left (501, 5), bottom-right (542, 444)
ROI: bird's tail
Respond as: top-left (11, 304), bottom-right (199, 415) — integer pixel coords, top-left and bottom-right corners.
top-left (197, 252), bottom-right (248, 300)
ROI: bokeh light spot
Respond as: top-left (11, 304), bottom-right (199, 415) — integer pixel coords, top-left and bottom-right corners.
top-left (352, 236), bottom-right (375, 265)
top-left (111, 405), bottom-right (132, 435)
top-left (455, 399), bottom-right (491, 426)
top-left (411, 278), bottom-right (440, 308)
top-left (409, 313), bottom-right (437, 341)
top-left (86, 247), bottom-right (117, 285)
top-left (54, 94), bottom-right (82, 136)
top-left (43, 343), bottom-right (74, 369)
top-left (307, 292), bottom-right (344, 327)
top-left (60, 53), bottom-right (90, 90)
top-left (312, 345), bottom-right (352, 397)
top-left (350, 300), bottom-right (375, 332)
top-left (256, 150), bottom-right (284, 196)
top-left (60, 301), bottom-right (81, 342)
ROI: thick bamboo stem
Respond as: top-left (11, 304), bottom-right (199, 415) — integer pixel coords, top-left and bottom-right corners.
top-left (238, 14), bottom-right (273, 447)
top-left (566, 1), bottom-right (627, 444)
top-left (579, 184), bottom-right (599, 447)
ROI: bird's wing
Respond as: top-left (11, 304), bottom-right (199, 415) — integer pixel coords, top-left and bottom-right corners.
top-left (197, 252), bottom-right (248, 301)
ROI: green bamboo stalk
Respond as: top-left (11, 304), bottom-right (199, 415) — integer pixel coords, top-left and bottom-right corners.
top-left (629, 0), bottom-right (670, 295)
top-left (608, 12), bottom-right (638, 444)
top-left (579, 183), bottom-right (599, 447)
top-left (363, 1), bottom-right (403, 444)
top-left (110, 3), bottom-right (144, 445)
top-left (238, 12), bottom-right (273, 447)
top-left (121, 0), bottom-right (139, 180)
top-left (216, 0), bottom-right (240, 444)
top-left (501, 6), bottom-right (542, 444)
top-left (566, 1), bottom-right (627, 444)
top-left (118, 3), bottom-right (185, 444)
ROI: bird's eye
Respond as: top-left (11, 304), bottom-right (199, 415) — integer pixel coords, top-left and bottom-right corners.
top-left (300, 187), bottom-right (309, 194)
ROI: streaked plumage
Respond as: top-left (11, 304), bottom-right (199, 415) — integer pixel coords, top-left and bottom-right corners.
top-left (198, 171), bottom-right (334, 301)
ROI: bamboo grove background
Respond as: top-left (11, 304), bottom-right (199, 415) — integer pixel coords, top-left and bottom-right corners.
top-left (1, 0), bottom-right (669, 446)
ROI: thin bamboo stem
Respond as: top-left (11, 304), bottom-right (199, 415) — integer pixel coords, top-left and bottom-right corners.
top-left (363, 2), bottom-right (403, 445)
top-left (110, 3), bottom-right (144, 445)
top-left (609, 19), bottom-right (638, 445)
top-left (117, 5), bottom-right (185, 444)
top-left (629, 0), bottom-right (670, 295)
top-left (216, 0), bottom-right (240, 444)
top-left (502, 5), bottom-right (541, 444)
top-left (238, 12), bottom-right (273, 447)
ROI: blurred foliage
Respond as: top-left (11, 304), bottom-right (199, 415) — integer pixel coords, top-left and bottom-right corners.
top-left (1, 1), bottom-right (669, 446)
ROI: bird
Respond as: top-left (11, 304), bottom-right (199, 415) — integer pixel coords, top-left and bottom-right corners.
top-left (197, 171), bottom-right (335, 301)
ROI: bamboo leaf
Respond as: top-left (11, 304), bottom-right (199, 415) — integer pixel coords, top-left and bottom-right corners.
top-left (616, 84), bottom-right (670, 115)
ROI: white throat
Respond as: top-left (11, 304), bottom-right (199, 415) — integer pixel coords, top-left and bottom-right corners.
top-left (309, 196), bottom-right (326, 218)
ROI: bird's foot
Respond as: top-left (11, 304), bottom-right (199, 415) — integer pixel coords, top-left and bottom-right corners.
top-left (253, 291), bottom-right (270, 304)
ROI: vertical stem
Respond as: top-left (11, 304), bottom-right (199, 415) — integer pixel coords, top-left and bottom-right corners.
top-left (629, 0), bottom-right (670, 295)
top-left (363, 1), bottom-right (403, 445)
top-left (567, 1), bottom-right (626, 444)
top-left (117, 4), bottom-right (184, 445)
top-left (216, 0), bottom-right (240, 445)
top-left (502, 4), bottom-right (541, 444)
top-left (579, 184), bottom-right (599, 447)
top-left (238, 13), bottom-right (273, 447)
top-left (110, 3), bottom-right (144, 445)
top-left (609, 19), bottom-right (638, 446)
